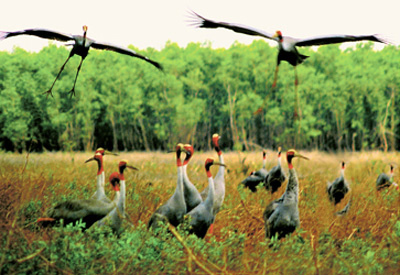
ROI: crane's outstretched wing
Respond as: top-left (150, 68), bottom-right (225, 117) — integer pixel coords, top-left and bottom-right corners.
top-left (0, 28), bottom-right (74, 42)
top-left (295, 34), bottom-right (387, 47)
top-left (189, 11), bottom-right (277, 42)
top-left (91, 41), bottom-right (163, 70)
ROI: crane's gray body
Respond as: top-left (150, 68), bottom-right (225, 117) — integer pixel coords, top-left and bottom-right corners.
top-left (187, 177), bottom-right (215, 238)
top-left (327, 171), bottom-right (349, 204)
top-left (148, 166), bottom-right (187, 230)
top-left (242, 173), bottom-right (265, 192)
top-left (376, 173), bottom-right (392, 190)
top-left (264, 169), bottom-right (299, 239)
top-left (45, 198), bottom-right (116, 230)
top-left (264, 161), bottom-right (286, 193)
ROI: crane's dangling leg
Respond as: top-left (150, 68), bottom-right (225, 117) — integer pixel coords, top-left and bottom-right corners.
top-left (44, 55), bottom-right (71, 98)
top-left (294, 66), bottom-right (299, 87)
top-left (69, 58), bottom-right (84, 97)
top-left (272, 65), bottom-right (279, 88)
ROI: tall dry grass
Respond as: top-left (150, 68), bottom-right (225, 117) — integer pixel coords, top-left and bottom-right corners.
top-left (0, 150), bottom-right (399, 274)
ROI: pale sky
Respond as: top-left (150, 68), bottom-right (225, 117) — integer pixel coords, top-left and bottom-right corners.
top-left (0, 0), bottom-right (399, 52)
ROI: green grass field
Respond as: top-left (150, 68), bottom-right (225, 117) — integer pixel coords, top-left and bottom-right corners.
top-left (0, 150), bottom-right (399, 274)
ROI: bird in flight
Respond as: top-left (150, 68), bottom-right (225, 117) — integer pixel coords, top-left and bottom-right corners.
top-left (0, 25), bottom-right (163, 97)
top-left (190, 11), bottom-right (388, 113)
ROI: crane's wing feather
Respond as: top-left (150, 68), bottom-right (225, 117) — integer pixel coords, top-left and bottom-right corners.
top-left (91, 41), bottom-right (163, 70)
top-left (295, 34), bottom-right (387, 47)
top-left (0, 28), bottom-right (74, 42)
top-left (189, 11), bottom-right (277, 41)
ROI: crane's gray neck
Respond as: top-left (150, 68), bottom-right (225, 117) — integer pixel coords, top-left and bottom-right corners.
top-left (171, 165), bottom-right (185, 205)
top-left (204, 177), bottom-right (215, 213)
top-left (283, 169), bottom-right (298, 204)
top-left (215, 154), bottom-right (225, 179)
top-left (262, 156), bottom-right (266, 169)
top-left (113, 190), bottom-right (120, 204)
top-left (118, 179), bottom-right (126, 214)
top-left (340, 168), bottom-right (345, 179)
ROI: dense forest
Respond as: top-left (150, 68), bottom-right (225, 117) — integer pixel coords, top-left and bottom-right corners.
top-left (0, 40), bottom-right (399, 152)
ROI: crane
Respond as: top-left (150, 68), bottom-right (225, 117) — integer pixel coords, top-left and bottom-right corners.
top-left (186, 158), bottom-right (225, 238)
top-left (327, 161), bottom-right (350, 204)
top-left (242, 150), bottom-right (268, 192)
top-left (190, 11), bottom-right (387, 90)
top-left (182, 144), bottom-right (203, 212)
top-left (36, 171), bottom-right (121, 230)
top-left (200, 134), bottom-right (225, 211)
top-left (376, 164), bottom-right (398, 191)
top-left (200, 134), bottom-right (225, 235)
top-left (264, 147), bottom-right (286, 193)
top-left (85, 148), bottom-right (118, 203)
top-left (0, 26), bottom-right (163, 97)
top-left (263, 149), bottom-right (309, 239)
top-left (98, 160), bottom-right (138, 235)
top-left (148, 144), bottom-right (187, 230)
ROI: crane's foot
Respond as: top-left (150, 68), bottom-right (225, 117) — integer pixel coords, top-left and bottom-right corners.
top-left (43, 89), bottom-right (54, 99)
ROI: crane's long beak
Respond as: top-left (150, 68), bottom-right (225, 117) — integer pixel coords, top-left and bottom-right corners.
top-left (213, 162), bottom-right (226, 167)
top-left (85, 156), bottom-right (95, 163)
top-left (127, 165), bottom-right (139, 171)
top-left (295, 153), bottom-right (309, 160)
top-left (104, 150), bottom-right (119, 156)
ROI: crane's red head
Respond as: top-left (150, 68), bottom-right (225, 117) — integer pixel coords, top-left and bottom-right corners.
top-left (95, 147), bottom-right (119, 156)
top-left (262, 150), bottom-right (266, 159)
top-left (286, 149), bottom-right (309, 169)
top-left (176, 143), bottom-right (184, 166)
top-left (118, 159), bottom-right (139, 179)
top-left (85, 152), bottom-right (103, 175)
top-left (341, 161), bottom-right (346, 170)
top-left (205, 157), bottom-right (225, 177)
top-left (212, 133), bottom-right (221, 155)
top-left (278, 146), bottom-right (282, 157)
top-left (274, 31), bottom-right (283, 41)
top-left (109, 172), bottom-right (120, 191)
top-left (183, 144), bottom-right (194, 165)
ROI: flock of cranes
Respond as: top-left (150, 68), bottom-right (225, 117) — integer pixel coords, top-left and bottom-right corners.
top-left (36, 137), bottom-right (398, 240)
top-left (1, 11), bottom-right (396, 239)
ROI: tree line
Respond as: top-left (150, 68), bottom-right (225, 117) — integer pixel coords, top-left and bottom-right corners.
top-left (0, 40), bottom-right (399, 152)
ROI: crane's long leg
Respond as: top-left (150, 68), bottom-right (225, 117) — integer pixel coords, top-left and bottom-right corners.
top-left (44, 55), bottom-right (71, 98)
top-left (272, 65), bottom-right (279, 88)
top-left (69, 58), bottom-right (84, 97)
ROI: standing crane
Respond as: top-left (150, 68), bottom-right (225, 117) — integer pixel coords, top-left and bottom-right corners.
top-left (148, 144), bottom-right (187, 230)
top-left (36, 171), bottom-right (121, 230)
top-left (242, 150), bottom-right (268, 192)
top-left (200, 134), bottom-right (226, 235)
top-left (190, 11), bottom-right (387, 90)
top-left (85, 148), bottom-right (118, 203)
top-left (327, 162), bottom-right (350, 204)
top-left (182, 144), bottom-right (203, 212)
top-left (264, 147), bottom-right (286, 193)
top-left (376, 164), bottom-right (398, 191)
top-left (0, 26), bottom-right (163, 97)
top-left (98, 160), bottom-right (138, 235)
top-left (186, 158), bottom-right (225, 238)
top-left (263, 149), bottom-right (309, 239)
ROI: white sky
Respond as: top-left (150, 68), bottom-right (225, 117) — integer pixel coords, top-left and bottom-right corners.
top-left (0, 0), bottom-right (399, 52)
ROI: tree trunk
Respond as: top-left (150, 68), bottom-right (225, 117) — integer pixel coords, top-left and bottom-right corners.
top-left (138, 117), bottom-right (150, 152)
